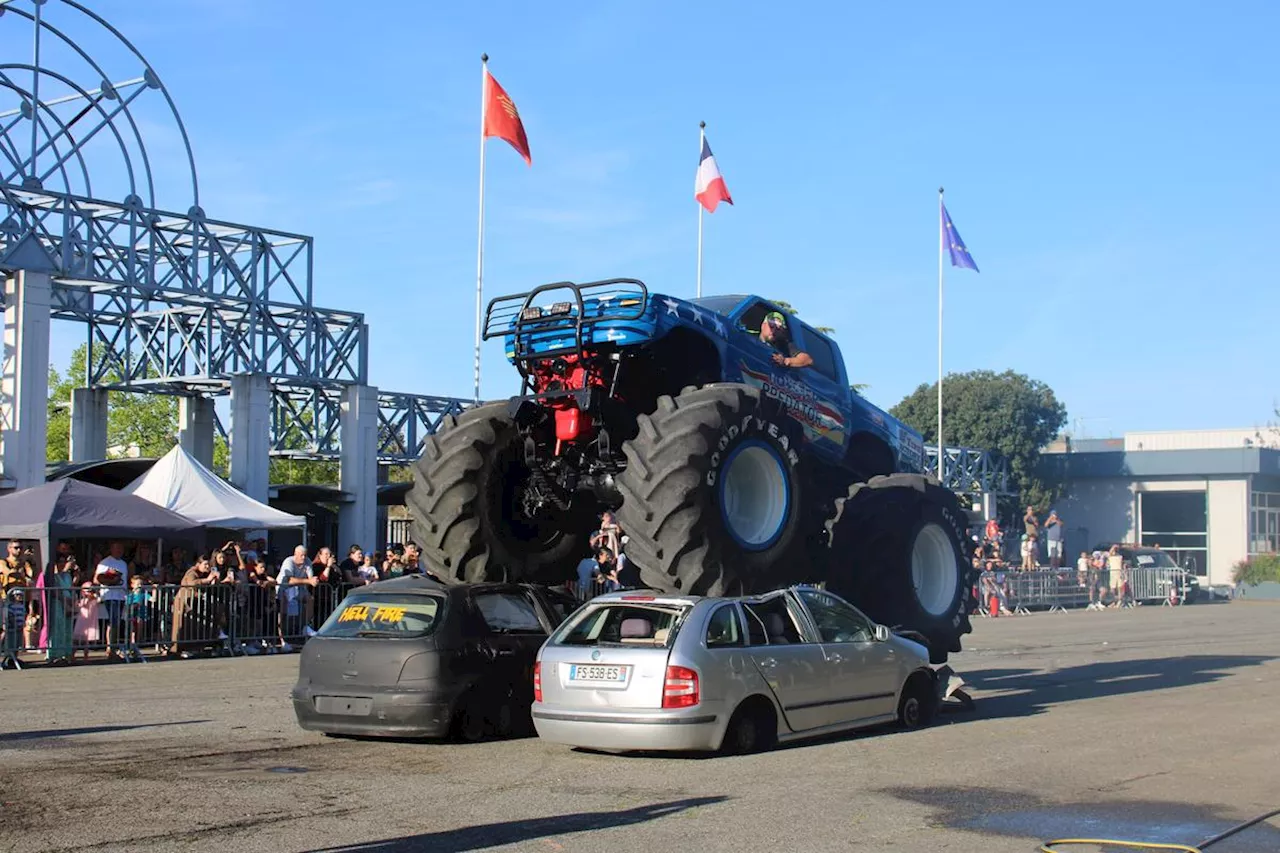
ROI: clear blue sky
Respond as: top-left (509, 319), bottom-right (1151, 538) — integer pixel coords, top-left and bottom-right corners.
top-left (38, 1), bottom-right (1280, 438)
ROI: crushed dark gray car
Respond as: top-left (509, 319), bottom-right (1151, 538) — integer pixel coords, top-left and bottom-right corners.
top-left (292, 576), bottom-right (573, 740)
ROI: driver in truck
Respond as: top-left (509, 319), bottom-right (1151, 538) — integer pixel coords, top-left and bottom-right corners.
top-left (760, 312), bottom-right (813, 369)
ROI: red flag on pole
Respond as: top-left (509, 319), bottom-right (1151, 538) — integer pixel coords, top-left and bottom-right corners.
top-left (482, 69), bottom-right (531, 166)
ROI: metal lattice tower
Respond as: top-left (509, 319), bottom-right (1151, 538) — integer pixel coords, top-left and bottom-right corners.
top-left (0, 0), bottom-right (469, 497)
top-left (927, 445), bottom-right (1013, 497)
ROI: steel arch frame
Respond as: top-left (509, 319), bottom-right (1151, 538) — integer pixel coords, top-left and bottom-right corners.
top-left (0, 1), bottom-right (473, 477)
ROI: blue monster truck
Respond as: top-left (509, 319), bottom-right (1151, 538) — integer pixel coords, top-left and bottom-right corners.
top-left (408, 279), bottom-right (975, 661)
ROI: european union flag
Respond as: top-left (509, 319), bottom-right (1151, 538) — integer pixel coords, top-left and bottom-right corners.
top-left (941, 202), bottom-right (979, 272)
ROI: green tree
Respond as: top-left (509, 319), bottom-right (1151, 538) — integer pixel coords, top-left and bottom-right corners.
top-left (47, 345), bottom-right (178, 463)
top-left (211, 436), bottom-right (230, 478)
top-left (47, 365), bottom-right (71, 463)
top-left (890, 369), bottom-right (1068, 509)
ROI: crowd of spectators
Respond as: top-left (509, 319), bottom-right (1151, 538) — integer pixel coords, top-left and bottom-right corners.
top-left (973, 507), bottom-right (1069, 573)
top-left (0, 536), bottom-right (432, 668)
top-left (574, 511), bottom-right (638, 600)
top-left (973, 508), bottom-right (1153, 616)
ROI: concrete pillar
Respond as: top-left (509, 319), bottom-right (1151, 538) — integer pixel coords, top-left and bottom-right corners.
top-left (69, 388), bottom-right (109, 462)
top-left (230, 374), bottom-right (271, 502)
top-left (338, 384), bottom-right (378, 552)
top-left (0, 271), bottom-right (52, 489)
top-left (375, 463), bottom-right (389, 553)
top-left (981, 492), bottom-right (998, 522)
top-left (178, 396), bottom-right (215, 468)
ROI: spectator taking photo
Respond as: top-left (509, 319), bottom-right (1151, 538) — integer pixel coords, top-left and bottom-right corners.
top-left (94, 541), bottom-right (129, 661)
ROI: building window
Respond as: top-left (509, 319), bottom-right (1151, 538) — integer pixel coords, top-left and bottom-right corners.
top-left (1249, 491), bottom-right (1280, 556)
top-left (1138, 490), bottom-right (1207, 576)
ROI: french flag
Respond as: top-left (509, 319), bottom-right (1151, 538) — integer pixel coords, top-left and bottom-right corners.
top-left (694, 135), bottom-right (733, 213)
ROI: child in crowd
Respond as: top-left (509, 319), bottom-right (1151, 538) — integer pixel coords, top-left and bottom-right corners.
top-left (127, 573), bottom-right (151, 648)
top-left (358, 552), bottom-right (380, 584)
top-left (74, 568), bottom-right (100, 659)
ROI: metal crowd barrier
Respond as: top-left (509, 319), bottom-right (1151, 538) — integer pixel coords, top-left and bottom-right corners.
top-left (973, 566), bottom-right (1197, 616)
top-left (0, 579), bottom-right (363, 668)
top-left (1127, 567), bottom-right (1189, 604)
top-left (0, 566), bottom-right (1206, 668)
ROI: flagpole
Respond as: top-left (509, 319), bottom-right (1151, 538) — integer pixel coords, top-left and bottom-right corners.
top-left (696, 121), bottom-right (705, 299)
top-left (474, 54), bottom-right (489, 405)
top-left (937, 186), bottom-right (945, 481)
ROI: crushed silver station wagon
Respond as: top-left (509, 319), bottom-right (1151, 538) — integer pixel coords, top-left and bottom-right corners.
top-left (533, 586), bottom-right (953, 753)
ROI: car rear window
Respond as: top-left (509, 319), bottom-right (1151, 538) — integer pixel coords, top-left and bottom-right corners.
top-left (552, 603), bottom-right (688, 648)
top-left (318, 594), bottom-right (443, 639)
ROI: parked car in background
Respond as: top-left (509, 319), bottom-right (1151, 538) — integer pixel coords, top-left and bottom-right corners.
top-left (1095, 543), bottom-right (1204, 604)
top-left (532, 586), bottom-right (937, 754)
top-left (293, 576), bottom-right (569, 740)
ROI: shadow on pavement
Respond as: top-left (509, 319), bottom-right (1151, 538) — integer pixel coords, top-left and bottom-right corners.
top-left (309, 796), bottom-right (728, 853)
top-left (966, 654), bottom-right (1275, 719)
top-left (0, 720), bottom-right (211, 743)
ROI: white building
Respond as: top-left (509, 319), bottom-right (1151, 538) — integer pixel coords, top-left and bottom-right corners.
top-left (1045, 428), bottom-right (1280, 587)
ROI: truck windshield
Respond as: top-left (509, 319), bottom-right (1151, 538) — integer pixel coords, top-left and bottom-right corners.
top-left (552, 603), bottom-right (688, 648)
top-left (690, 295), bottom-right (745, 318)
top-left (318, 594), bottom-right (443, 639)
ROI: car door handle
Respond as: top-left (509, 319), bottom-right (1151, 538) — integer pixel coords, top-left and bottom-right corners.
top-left (827, 654), bottom-right (845, 663)
top-left (757, 658), bottom-right (777, 667)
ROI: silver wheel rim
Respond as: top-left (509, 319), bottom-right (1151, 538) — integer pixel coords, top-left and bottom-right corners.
top-left (911, 522), bottom-right (959, 617)
top-left (721, 444), bottom-right (788, 548)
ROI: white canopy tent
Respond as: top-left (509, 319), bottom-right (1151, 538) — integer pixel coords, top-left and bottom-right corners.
top-left (123, 445), bottom-right (306, 530)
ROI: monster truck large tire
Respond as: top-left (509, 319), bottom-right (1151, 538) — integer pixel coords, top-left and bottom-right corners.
top-left (824, 473), bottom-right (975, 664)
top-left (615, 384), bottom-right (807, 596)
top-left (406, 402), bottom-right (585, 584)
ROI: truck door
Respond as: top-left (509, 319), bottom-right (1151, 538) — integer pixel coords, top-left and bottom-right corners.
top-left (790, 321), bottom-right (849, 454)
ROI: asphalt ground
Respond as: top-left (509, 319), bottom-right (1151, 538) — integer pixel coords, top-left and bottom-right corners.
top-left (0, 601), bottom-right (1278, 853)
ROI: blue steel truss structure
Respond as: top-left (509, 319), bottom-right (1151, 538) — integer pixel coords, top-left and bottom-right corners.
top-left (0, 0), bottom-right (468, 465)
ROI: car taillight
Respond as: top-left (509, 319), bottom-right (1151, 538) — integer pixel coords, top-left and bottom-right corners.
top-left (533, 661), bottom-right (542, 703)
top-left (662, 665), bottom-right (699, 709)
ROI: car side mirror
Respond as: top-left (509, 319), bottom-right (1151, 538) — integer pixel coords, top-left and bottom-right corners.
top-left (873, 625), bottom-right (890, 643)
